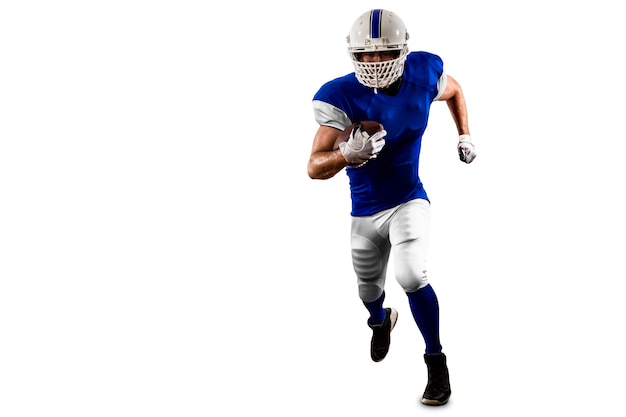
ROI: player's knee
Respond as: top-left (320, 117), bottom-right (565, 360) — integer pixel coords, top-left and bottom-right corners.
top-left (358, 282), bottom-right (384, 303)
top-left (396, 267), bottom-right (429, 293)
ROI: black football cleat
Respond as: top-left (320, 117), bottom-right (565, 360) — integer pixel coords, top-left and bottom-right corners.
top-left (367, 307), bottom-right (398, 362)
top-left (421, 353), bottom-right (451, 405)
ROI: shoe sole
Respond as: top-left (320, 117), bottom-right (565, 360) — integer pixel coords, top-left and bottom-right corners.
top-left (421, 397), bottom-right (449, 406)
top-left (388, 308), bottom-right (398, 331)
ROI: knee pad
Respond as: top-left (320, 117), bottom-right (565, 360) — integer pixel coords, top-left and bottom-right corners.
top-left (352, 235), bottom-right (388, 302)
top-left (358, 281), bottom-right (384, 303)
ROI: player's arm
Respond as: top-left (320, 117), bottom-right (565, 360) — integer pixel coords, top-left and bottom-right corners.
top-left (437, 75), bottom-right (469, 136)
top-left (437, 74), bottom-right (477, 163)
top-left (307, 125), bottom-right (348, 180)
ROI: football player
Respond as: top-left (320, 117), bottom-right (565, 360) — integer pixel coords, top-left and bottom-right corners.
top-left (307, 9), bottom-right (476, 406)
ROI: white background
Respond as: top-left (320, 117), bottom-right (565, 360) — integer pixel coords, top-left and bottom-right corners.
top-left (1, 1), bottom-right (625, 416)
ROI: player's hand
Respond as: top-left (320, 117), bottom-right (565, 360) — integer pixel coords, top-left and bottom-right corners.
top-left (339, 124), bottom-right (387, 167)
top-left (458, 134), bottom-right (476, 164)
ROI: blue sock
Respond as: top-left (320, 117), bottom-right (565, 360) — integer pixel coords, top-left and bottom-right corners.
top-left (406, 284), bottom-right (442, 354)
top-left (363, 291), bottom-right (386, 324)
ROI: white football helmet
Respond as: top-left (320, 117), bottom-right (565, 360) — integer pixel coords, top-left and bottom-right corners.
top-left (346, 9), bottom-right (409, 89)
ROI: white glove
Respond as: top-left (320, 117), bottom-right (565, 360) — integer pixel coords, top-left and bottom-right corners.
top-left (339, 124), bottom-right (387, 167)
top-left (458, 134), bottom-right (477, 164)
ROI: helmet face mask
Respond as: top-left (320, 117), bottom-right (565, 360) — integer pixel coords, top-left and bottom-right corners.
top-left (346, 9), bottom-right (409, 89)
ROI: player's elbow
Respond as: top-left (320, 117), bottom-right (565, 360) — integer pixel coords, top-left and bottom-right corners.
top-left (307, 164), bottom-right (324, 180)
top-left (308, 161), bottom-right (333, 180)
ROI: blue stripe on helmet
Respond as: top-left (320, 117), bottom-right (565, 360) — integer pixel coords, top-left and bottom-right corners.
top-left (371, 9), bottom-right (382, 38)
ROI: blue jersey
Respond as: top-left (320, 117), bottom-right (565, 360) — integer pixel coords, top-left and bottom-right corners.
top-left (313, 51), bottom-right (445, 216)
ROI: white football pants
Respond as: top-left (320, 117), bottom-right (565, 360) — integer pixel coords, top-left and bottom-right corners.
top-left (350, 198), bottom-right (431, 302)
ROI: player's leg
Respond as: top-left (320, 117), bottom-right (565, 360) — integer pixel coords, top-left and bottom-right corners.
top-left (390, 198), bottom-right (451, 405)
top-left (351, 214), bottom-right (397, 362)
top-left (390, 199), bottom-right (441, 352)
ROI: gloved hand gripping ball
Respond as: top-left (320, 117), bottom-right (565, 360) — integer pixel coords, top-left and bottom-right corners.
top-left (334, 121), bottom-right (387, 167)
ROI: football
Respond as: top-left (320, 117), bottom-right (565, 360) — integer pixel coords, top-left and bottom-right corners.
top-left (333, 121), bottom-right (385, 150)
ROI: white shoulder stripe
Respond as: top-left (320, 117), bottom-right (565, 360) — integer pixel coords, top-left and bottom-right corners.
top-left (433, 70), bottom-right (447, 101)
top-left (312, 100), bottom-right (352, 130)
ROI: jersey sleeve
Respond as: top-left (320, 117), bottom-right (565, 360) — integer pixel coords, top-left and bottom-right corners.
top-left (312, 74), bottom-right (368, 130)
top-left (405, 52), bottom-right (446, 102)
top-left (312, 100), bottom-right (351, 131)
top-left (433, 70), bottom-right (447, 101)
